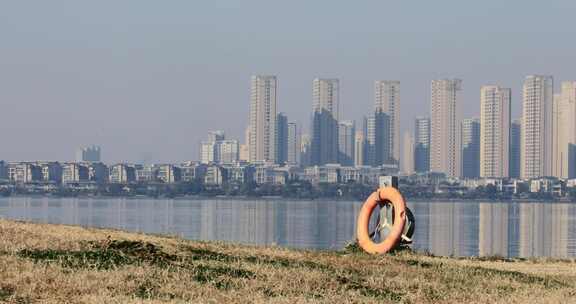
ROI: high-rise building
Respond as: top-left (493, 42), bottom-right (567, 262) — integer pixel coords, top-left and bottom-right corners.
top-left (461, 118), bottom-right (480, 179)
top-left (430, 79), bottom-right (462, 177)
top-left (249, 75), bottom-right (277, 163)
top-left (354, 131), bottom-right (365, 167)
top-left (521, 75), bottom-right (553, 179)
top-left (552, 81), bottom-right (576, 178)
top-left (76, 145), bottom-right (101, 162)
top-left (287, 122), bottom-right (301, 166)
top-left (311, 78), bottom-right (339, 165)
top-left (401, 132), bottom-right (414, 175)
top-left (366, 111), bottom-right (391, 166)
top-left (276, 113), bottom-right (288, 164)
top-left (480, 86), bottom-right (511, 178)
top-left (375, 80), bottom-right (400, 163)
top-left (338, 120), bottom-right (355, 166)
top-left (509, 119), bottom-right (522, 178)
top-left (414, 117), bottom-right (431, 173)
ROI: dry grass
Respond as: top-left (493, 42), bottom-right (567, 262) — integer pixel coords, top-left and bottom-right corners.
top-left (0, 219), bottom-right (575, 303)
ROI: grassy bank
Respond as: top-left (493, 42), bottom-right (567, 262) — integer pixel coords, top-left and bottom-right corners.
top-left (0, 220), bottom-right (574, 303)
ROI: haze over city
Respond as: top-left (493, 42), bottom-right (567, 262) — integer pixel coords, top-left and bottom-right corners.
top-left (1, 1), bottom-right (575, 163)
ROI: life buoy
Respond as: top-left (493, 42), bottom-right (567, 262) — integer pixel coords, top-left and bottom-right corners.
top-left (356, 187), bottom-right (407, 254)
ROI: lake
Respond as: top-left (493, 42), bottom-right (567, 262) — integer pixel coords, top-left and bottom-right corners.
top-left (0, 197), bottom-right (575, 258)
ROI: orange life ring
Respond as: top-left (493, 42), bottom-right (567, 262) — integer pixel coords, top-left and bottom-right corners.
top-left (356, 187), bottom-right (407, 254)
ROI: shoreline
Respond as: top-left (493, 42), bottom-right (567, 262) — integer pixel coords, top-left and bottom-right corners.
top-left (1, 193), bottom-right (575, 204)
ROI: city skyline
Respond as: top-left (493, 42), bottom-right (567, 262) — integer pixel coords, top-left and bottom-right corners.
top-left (1, 1), bottom-right (575, 162)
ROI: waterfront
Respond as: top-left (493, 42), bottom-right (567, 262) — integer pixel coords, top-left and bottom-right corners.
top-left (0, 197), bottom-right (574, 258)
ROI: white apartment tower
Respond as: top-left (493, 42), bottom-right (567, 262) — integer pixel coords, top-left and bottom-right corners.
top-left (552, 81), bottom-right (576, 178)
top-left (521, 75), bottom-right (553, 179)
top-left (480, 86), bottom-right (511, 178)
top-left (430, 79), bottom-right (462, 177)
top-left (249, 75), bottom-right (277, 163)
top-left (375, 81), bottom-right (400, 164)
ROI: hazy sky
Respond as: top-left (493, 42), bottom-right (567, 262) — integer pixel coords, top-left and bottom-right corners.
top-left (1, 1), bottom-right (575, 163)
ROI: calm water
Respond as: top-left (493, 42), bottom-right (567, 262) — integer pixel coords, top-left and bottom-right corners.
top-left (1, 197), bottom-right (575, 258)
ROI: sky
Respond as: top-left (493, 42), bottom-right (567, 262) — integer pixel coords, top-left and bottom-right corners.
top-left (1, 1), bottom-right (575, 163)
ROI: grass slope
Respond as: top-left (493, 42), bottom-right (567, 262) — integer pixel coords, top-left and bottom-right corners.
top-left (0, 219), bottom-right (575, 303)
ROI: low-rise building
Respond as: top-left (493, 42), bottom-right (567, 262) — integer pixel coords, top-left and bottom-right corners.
top-left (156, 164), bottom-right (182, 183)
top-left (62, 163), bottom-right (89, 183)
top-left (109, 164), bottom-right (136, 184)
top-left (7, 162), bottom-right (42, 183)
top-left (204, 166), bottom-right (226, 186)
top-left (180, 162), bottom-right (207, 182)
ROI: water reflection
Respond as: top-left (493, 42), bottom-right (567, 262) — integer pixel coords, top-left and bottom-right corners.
top-left (0, 197), bottom-right (574, 258)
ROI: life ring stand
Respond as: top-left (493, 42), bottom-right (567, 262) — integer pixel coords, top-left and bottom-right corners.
top-left (356, 187), bottom-right (407, 254)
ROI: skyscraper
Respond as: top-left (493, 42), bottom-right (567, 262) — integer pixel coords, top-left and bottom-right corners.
top-left (480, 86), bottom-right (511, 178)
top-left (366, 111), bottom-right (391, 166)
top-left (401, 132), bottom-right (414, 175)
top-left (414, 117), bottom-right (431, 173)
top-left (276, 113), bottom-right (288, 165)
top-left (354, 131), bottom-right (365, 167)
top-left (375, 80), bottom-right (400, 164)
top-left (552, 81), bottom-right (576, 178)
top-left (430, 79), bottom-right (462, 177)
top-left (521, 75), bottom-right (553, 179)
top-left (287, 122), bottom-right (301, 166)
top-left (311, 78), bottom-right (339, 165)
top-left (509, 119), bottom-right (522, 178)
top-left (249, 75), bottom-right (277, 163)
top-left (461, 118), bottom-right (480, 178)
top-left (338, 120), bottom-right (355, 166)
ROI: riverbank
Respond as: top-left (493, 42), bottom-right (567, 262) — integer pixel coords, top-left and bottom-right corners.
top-left (0, 220), bottom-right (574, 303)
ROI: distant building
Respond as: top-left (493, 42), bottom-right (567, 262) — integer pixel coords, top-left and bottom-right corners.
top-left (287, 122), bottom-right (301, 166)
top-left (249, 75), bottom-right (277, 163)
top-left (461, 118), bottom-right (480, 178)
top-left (62, 163), bottom-right (89, 183)
top-left (207, 130), bottom-right (225, 142)
top-left (200, 131), bottom-right (239, 164)
top-left (38, 162), bottom-right (62, 183)
top-left (367, 111), bottom-right (391, 166)
top-left (414, 117), bottom-right (431, 173)
top-left (509, 119), bottom-right (522, 178)
top-left (76, 145), bottom-right (101, 162)
top-left (552, 81), bottom-right (576, 178)
top-left (109, 164), bottom-right (136, 184)
top-left (156, 164), bottom-right (182, 183)
top-left (480, 85), bottom-right (511, 178)
top-left (375, 80), bottom-right (400, 163)
top-left (300, 134), bottom-right (312, 168)
top-left (430, 79), bottom-right (462, 177)
top-left (401, 132), bottom-right (414, 175)
top-left (338, 120), bottom-right (355, 166)
top-left (311, 78), bottom-right (339, 165)
top-left (276, 113), bottom-right (288, 164)
top-left (521, 75), bottom-right (553, 178)
top-left (204, 166), bottom-right (226, 186)
top-left (0, 161), bottom-right (7, 181)
top-left (135, 164), bottom-right (156, 182)
top-left (180, 162), bottom-right (207, 182)
top-left (7, 162), bottom-right (42, 183)
top-left (354, 131), bottom-right (365, 167)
